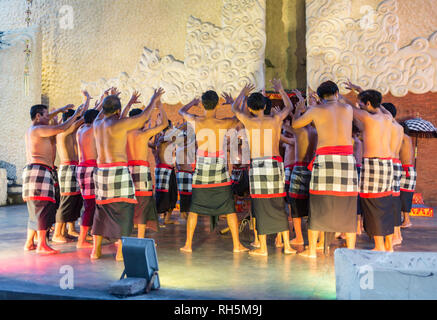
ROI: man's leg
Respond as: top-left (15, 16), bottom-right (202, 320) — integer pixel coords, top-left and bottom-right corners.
top-left (77, 226), bottom-right (93, 248)
top-left (290, 217), bottom-right (304, 245)
top-left (137, 224), bottom-right (147, 238)
top-left (393, 226), bottom-right (402, 245)
top-left (317, 231), bottom-right (324, 249)
top-left (275, 232), bottom-right (283, 248)
top-left (249, 234), bottom-right (268, 256)
top-left (373, 236), bottom-right (386, 251)
top-left (226, 213), bottom-right (249, 253)
top-left (282, 230), bottom-right (296, 254)
top-left (385, 234), bottom-right (394, 252)
top-left (299, 229), bottom-right (318, 258)
top-left (52, 222), bottom-right (67, 243)
top-left (180, 212), bottom-right (198, 252)
top-left (24, 229), bottom-right (37, 251)
top-left (91, 235), bottom-right (103, 259)
top-left (67, 222), bottom-right (79, 237)
top-left (345, 232), bottom-right (356, 249)
top-left (36, 230), bottom-right (59, 254)
top-left (116, 239), bottom-right (124, 261)
top-left (401, 211), bottom-right (412, 228)
top-left (251, 217), bottom-right (260, 248)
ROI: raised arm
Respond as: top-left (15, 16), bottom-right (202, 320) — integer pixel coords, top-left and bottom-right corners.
top-left (48, 104), bottom-right (75, 119)
top-left (179, 98), bottom-right (200, 122)
top-left (120, 90), bottom-right (141, 119)
top-left (141, 100), bottom-right (169, 138)
top-left (231, 84), bottom-right (255, 122)
top-left (35, 104), bottom-right (85, 138)
top-left (292, 96), bottom-right (314, 129)
top-left (271, 78), bottom-right (292, 121)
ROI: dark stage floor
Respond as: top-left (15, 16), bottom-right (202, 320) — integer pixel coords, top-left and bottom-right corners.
top-left (0, 204), bottom-right (436, 300)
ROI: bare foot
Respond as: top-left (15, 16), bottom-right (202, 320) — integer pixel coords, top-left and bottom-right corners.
top-left (233, 244), bottom-right (249, 253)
top-left (393, 239), bottom-right (402, 246)
top-left (68, 231), bottom-right (80, 238)
top-left (249, 249), bottom-right (268, 257)
top-left (284, 247), bottom-right (297, 254)
top-left (180, 245), bottom-right (192, 253)
top-left (298, 249), bottom-right (316, 258)
top-left (115, 253), bottom-right (124, 261)
top-left (90, 250), bottom-right (102, 259)
top-left (77, 242), bottom-right (93, 249)
top-left (401, 222), bottom-right (412, 228)
top-left (51, 236), bottom-right (68, 243)
top-left (250, 241), bottom-right (260, 248)
top-left (24, 243), bottom-right (36, 251)
top-left (290, 238), bottom-right (304, 245)
top-left (36, 245), bottom-right (59, 255)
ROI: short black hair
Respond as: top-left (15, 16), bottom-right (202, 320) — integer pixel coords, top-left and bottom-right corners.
top-left (30, 104), bottom-right (48, 120)
top-left (102, 95), bottom-right (122, 115)
top-left (62, 109), bottom-right (75, 122)
top-left (247, 92), bottom-right (265, 111)
top-left (400, 121), bottom-right (410, 135)
top-left (201, 90), bottom-right (219, 110)
top-left (129, 108), bottom-right (142, 117)
top-left (317, 81), bottom-right (339, 99)
top-left (382, 102), bottom-right (396, 118)
top-left (358, 90), bottom-right (382, 109)
top-left (263, 96), bottom-right (272, 115)
top-left (84, 109), bottom-right (99, 124)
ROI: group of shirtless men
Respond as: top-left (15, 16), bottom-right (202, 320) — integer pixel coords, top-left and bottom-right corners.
top-left (22, 77), bottom-right (416, 260)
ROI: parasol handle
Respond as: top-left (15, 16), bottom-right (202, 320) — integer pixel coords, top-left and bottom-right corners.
top-left (414, 136), bottom-right (418, 167)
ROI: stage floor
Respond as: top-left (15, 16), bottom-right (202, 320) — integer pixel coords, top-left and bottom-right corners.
top-left (1, 204), bottom-right (437, 300)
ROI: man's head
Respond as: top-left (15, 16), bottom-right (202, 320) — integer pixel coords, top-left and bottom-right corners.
top-left (102, 95), bottom-right (122, 115)
top-left (263, 96), bottom-right (272, 115)
top-left (84, 109), bottom-right (100, 124)
top-left (382, 102), bottom-right (397, 118)
top-left (62, 109), bottom-right (75, 123)
top-left (357, 90), bottom-right (382, 112)
top-left (316, 81), bottom-right (339, 100)
top-left (128, 108), bottom-right (142, 117)
top-left (247, 92), bottom-right (266, 115)
top-left (30, 104), bottom-right (49, 124)
top-left (201, 90), bottom-right (219, 110)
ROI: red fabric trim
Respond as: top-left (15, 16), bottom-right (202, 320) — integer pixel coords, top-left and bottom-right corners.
top-left (285, 181), bottom-right (291, 185)
top-left (96, 198), bottom-right (138, 205)
top-left (156, 189), bottom-right (169, 193)
top-left (402, 164), bottom-right (414, 168)
top-left (29, 163), bottom-right (54, 172)
top-left (379, 157), bottom-right (392, 161)
top-left (23, 196), bottom-right (56, 203)
top-left (285, 164), bottom-right (295, 169)
top-left (392, 158), bottom-right (402, 164)
top-left (308, 145), bottom-right (353, 171)
top-left (177, 170), bottom-right (194, 174)
top-left (393, 192), bottom-right (400, 197)
top-left (79, 160), bottom-right (97, 167)
top-left (135, 191), bottom-right (153, 196)
top-left (359, 191), bottom-right (393, 198)
top-left (191, 163), bottom-right (196, 171)
top-left (356, 164), bottom-right (362, 168)
top-left (61, 161), bottom-right (79, 166)
top-left (98, 162), bottom-right (128, 168)
top-left (192, 181), bottom-right (232, 188)
top-left (157, 163), bottom-right (173, 169)
top-left (309, 190), bottom-right (358, 196)
top-left (60, 192), bottom-right (81, 196)
top-left (288, 193), bottom-right (309, 199)
top-left (402, 164), bottom-right (414, 178)
top-left (400, 188), bottom-right (415, 192)
top-left (250, 192), bottom-right (286, 199)
top-left (294, 161), bottom-right (309, 167)
top-left (232, 167), bottom-right (248, 171)
top-left (179, 191), bottom-right (193, 195)
top-left (128, 160), bottom-right (150, 167)
top-left (82, 195), bottom-right (96, 200)
top-left (197, 150), bottom-right (225, 158)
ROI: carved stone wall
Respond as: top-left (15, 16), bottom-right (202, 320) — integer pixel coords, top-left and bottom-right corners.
top-left (306, 0), bottom-right (437, 96)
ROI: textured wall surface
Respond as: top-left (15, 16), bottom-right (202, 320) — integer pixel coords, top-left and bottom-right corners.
top-left (306, 0), bottom-right (437, 96)
top-left (0, 26), bottom-right (41, 184)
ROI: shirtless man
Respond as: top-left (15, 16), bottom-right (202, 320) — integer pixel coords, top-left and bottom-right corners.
top-left (127, 100), bottom-right (168, 238)
top-left (52, 91), bottom-right (91, 243)
top-left (179, 90), bottom-right (248, 253)
top-left (232, 80), bottom-right (296, 257)
top-left (399, 123), bottom-right (416, 229)
top-left (352, 124), bottom-right (364, 234)
top-left (345, 83), bottom-right (394, 252)
top-left (23, 103), bottom-right (84, 254)
top-left (293, 81), bottom-right (358, 258)
top-left (381, 103), bottom-right (405, 247)
top-left (91, 89), bottom-right (163, 260)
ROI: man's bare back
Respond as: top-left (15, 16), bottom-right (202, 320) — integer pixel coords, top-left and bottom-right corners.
top-left (399, 134), bottom-right (414, 165)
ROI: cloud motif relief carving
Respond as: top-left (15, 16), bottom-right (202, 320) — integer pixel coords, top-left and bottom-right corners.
top-left (307, 0), bottom-right (437, 97)
top-left (82, 0), bottom-right (266, 105)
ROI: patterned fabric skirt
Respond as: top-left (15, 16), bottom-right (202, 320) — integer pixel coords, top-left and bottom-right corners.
top-left (92, 202), bottom-right (135, 239)
top-left (22, 163), bottom-right (57, 203)
top-left (128, 161), bottom-right (153, 196)
top-left (55, 194), bottom-right (83, 223)
top-left (176, 171), bottom-right (193, 213)
top-left (288, 163), bottom-right (311, 218)
top-left (58, 163), bottom-right (81, 196)
top-left (400, 164), bottom-right (416, 212)
top-left (231, 167), bottom-right (250, 197)
top-left (155, 166), bottom-right (178, 213)
top-left (76, 161), bottom-right (97, 199)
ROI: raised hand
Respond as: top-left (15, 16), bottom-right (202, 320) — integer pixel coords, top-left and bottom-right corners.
top-left (242, 83), bottom-right (255, 96)
top-left (190, 97), bottom-right (200, 106)
top-left (82, 90), bottom-right (92, 100)
top-left (152, 87), bottom-right (165, 101)
top-left (295, 98), bottom-right (307, 113)
top-left (343, 79), bottom-right (362, 93)
top-left (291, 89), bottom-right (304, 102)
top-left (270, 78), bottom-right (283, 92)
top-left (128, 90), bottom-right (142, 105)
top-left (221, 92), bottom-right (234, 105)
top-left (273, 106), bottom-right (281, 115)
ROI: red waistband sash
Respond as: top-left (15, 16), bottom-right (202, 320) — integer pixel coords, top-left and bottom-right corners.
top-left (356, 164), bottom-right (362, 168)
top-left (392, 158), bottom-right (402, 164)
top-left (30, 163), bottom-right (54, 172)
top-left (294, 161), bottom-right (309, 167)
top-left (197, 150), bottom-right (225, 158)
top-left (128, 160), bottom-right (150, 167)
top-left (61, 161), bottom-right (79, 166)
top-left (402, 164), bottom-right (414, 178)
top-left (79, 159), bottom-right (97, 167)
top-left (308, 145), bottom-right (353, 171)
top-left (232, 167), bottom-right (248, 171)
top-left (98, 162), bottom-right (128, 168)
top-left (285, 164), bottom-right (295, 169)
top-left (156, 163), bottom-right (173, 170)
top-left (177, 170), bottom-right (194, 174)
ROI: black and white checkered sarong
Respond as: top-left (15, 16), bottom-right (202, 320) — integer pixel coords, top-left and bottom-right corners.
top-left (22, 164), bottom-right (56, 203)
top-left (155, 166), bottom-right (173, 192)
top-left (94, 165), bottom-right (137, 204)
top-left (392, 159), bottom-right (402, 196)
top-left (128, 164), bottom-right (153, 195)
top-left (249, 157), bottom-right (285, 197)
top-left (176, 171), bottom-right (193, 194)
top-left (76, 165), bottom-right (96, 199)
top-left (58, 164), bottom-right (81, 195)
top-left (284, 165), bottom-right (293, 185)
top-left (360, 158), bottom-right (393, 196)
top-left (289, 164), bottom-right (312, 199)
top-left (310, 155), bottom-right (358, 194)
top-left (400, 165), bottom-right (416, 192)
top-left (192, 156), bottom-right (231, 187)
